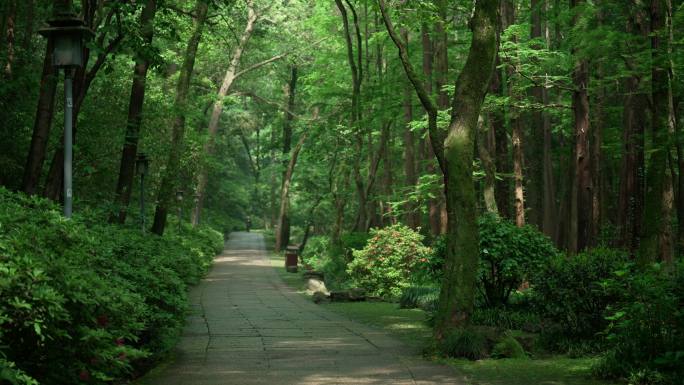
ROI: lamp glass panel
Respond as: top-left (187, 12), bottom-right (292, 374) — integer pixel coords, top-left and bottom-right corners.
top-left (53, 33), bottom-right (83, 67)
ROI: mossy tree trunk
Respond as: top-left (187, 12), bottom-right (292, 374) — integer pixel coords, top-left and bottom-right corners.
top-left (379, 0), bottom-right (500, 335)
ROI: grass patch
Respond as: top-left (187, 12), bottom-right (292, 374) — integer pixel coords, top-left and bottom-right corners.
top-left (322, 302), bottom-right (432, 350)
top-left (445, 357), bottom-right (617, 385)
top-left (268, 249), bottom-right (307, 292)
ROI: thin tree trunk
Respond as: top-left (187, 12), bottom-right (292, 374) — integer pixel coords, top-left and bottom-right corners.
top-left (275, 65), bottom-right (298, 250)
top-left (110, 0), bottom-right (157, 224)
top-left (3, 0), bottom-right (15, 78)
top-left (402, 30), bottom-right (418, 227)
top-left (478, 115), bottom-right (499, 214)
top-left (433, 5), bottom-right (449, 235)
top-left (275, 133), bottom-right (307, 252)
top-left (568, 0), bottom-right (592, 253)
top-left (639, 0), bottom-right (673, 262)
top-left (193, 1), bottom-right (258, 226)
top-left (151, 0), bottom-right (209, 235)
top-left (21, 39), bottom-right (57, 195)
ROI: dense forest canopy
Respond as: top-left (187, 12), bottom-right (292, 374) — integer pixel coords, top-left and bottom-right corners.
top-left (1, 0), bottom-right (684, 384)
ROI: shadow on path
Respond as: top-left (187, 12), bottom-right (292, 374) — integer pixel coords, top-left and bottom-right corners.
top-left (139, 232), bottom-right (462, 385)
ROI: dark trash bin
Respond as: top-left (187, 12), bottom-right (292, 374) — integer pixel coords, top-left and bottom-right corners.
top-left (285, 245), bottom-right (299, 273)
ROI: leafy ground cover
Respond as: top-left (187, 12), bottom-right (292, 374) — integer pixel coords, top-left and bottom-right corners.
top-left (0, 189), bottom-right (224, 385)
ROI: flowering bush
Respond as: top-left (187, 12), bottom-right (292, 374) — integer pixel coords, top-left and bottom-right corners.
top-left (346, 224), bottom-right (431, 298)
top-left (0, 188), bottom-right (223, 384)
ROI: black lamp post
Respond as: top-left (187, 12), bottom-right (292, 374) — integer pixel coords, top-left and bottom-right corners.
top-left (136, 153), bottom-right (149, 232)
top-left (176, 190), bottom-right (184, 233)
top-left (39, 2), bottom-right (92, 218)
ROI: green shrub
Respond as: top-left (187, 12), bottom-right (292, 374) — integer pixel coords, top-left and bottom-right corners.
top-left (347, 225), bottom-right (431, 298)
top-left (593, 262), bottom-right (684, 384)
top-left (471, 307), bottom-right (541, 332)
top-left (426, 215), bottom-right (557, 304)
top-left (399, 286), bottom-right (439, 312)
top-left (332, 232), bottom-right (370, 261)
top-left (300, 235), bottom-right (331, 270)
top-left (439, 328), bottom-right (487, 360)
top-left (531, 247), bottom-right (628, 351)
top-left (478, 213), bottom-right (558, 307)
top-left (0, 188), bottom-right (222, 384)
top-left (299, 235), bottom-right (351, 289)
top-left (492, 333), bottom-right (527, 359)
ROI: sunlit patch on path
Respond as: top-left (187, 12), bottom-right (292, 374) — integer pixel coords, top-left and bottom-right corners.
top-left (139, 232), bottom-right (462, 385)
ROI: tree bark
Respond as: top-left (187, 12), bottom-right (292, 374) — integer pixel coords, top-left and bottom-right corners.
top-left (568, 0), bottom-right (592, 253)
top-left (478, 115), bottom-right (499, 214)
top-left (401, 28), bottom-right (419, 228)
top-left (638, 0), bottom-right (673, 262)
top-left (379, 0), bottom-right (499, 334)
top-left (433, 3), bottom-right (449, 235)
top-left (110, 0), bottom-right (157, 224)
top-left (275, 133), bottom-right (307, 252)
top-left (21, 39), bottom-right (57, 195)
top-left (275, 65), bottom-right (298, 251)
top-left (193, 1), bottom-right (258, 226)
top-left (151, 0), bottom-right (209, 235)
top-left (3, 0), bottom-right (16, 78)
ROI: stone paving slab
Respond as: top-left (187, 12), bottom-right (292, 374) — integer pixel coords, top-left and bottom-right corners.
top-left (139, 232), bottom-right (463, 385)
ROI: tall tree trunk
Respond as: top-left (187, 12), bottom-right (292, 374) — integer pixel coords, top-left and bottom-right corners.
top-left (478, 115), bottom-right (499, 214)
top-left (568, 0), bottom-right (592, 253)
top-left (379, 0), bottom-right (499, 334)
top-left (21, 39), bottom-right (57, 195)
top-left (335, 0), bottom-right (365, 232)
top-left (512, 118), bottom-right (525, 226)
top-left (275, 65), bottom-right (298, 251)
top-left (532, 0), bottom-right (555, 236)
top-left (402, 31), bottom-right (419, 227)
top-left (639, 0), bottom-right (673, 262)
top-left (491, 60), bottom-right (510, 218)
top-left (193, 1), bottom-right (258, 226)
top-left (676, 101), bottom-right (684, 255)
top-left (3, 0), bottom-right (15, 78)
top-left (617, 3), bottom-right (648, 255)
top-left (151, 0), bottom-right (209, 235)
top-left (433, 4), bottom-right (449, 235)
top-left (110, 0), bottom-right (157, 224)
top-left (275, 133), bottom-right (307, 252)
top-left (435, 0), bottom-right (499, 335)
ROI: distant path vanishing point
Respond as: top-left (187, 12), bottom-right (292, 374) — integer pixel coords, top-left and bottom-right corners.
top-left (140, 231), bottom-right (462, 385)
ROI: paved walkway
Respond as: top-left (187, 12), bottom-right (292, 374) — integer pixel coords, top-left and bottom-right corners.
top-left (142, 232), bottom-right (462, 385)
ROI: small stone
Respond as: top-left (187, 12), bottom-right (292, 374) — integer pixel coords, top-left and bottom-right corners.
top-left (312, 291), bottom-right (330, 304)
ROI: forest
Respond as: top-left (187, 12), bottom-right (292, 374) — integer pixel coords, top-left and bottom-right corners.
top-left (0, 0), bottom-right (683, 384)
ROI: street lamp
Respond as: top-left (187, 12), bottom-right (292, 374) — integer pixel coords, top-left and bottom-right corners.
top-left (39, 3), bottom-right (92, 218)
top-left (176, 190), bottom-right (184, 233)
top-left (136, 153), bottom-right (149, 233)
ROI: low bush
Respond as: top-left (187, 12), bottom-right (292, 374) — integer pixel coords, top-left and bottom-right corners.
top-left (332, 232), bottom-right (371, 261)
top-left (531, 247), bottom-right (628, 351)
top-left (0, 188), bottom-right (223, 384)
top-left (593, 262), bottom-right (684, 384)
top-left (439, 328), bottom-right (488, 360)
top-left (427, 214), bottom-right (557, 306)
top-left (471, 307), bottom-right (541, 333)
top-left (477, 213), bottom-right (558, 307)
top-left (399, 286), bottom-right (439, 312)
top-left (300, 235), bottom-right (350, 289)
top-left (491, 333), bottom-right (527, 359)
top-left (347, 224), bottom-right (431, 298)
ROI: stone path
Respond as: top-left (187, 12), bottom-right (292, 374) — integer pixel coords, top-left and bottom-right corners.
top-left (141, 232), bottom-right (462, 385)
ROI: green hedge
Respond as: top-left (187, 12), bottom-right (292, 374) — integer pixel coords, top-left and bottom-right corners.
top-left (0, 188), bottom-right (223, 384)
